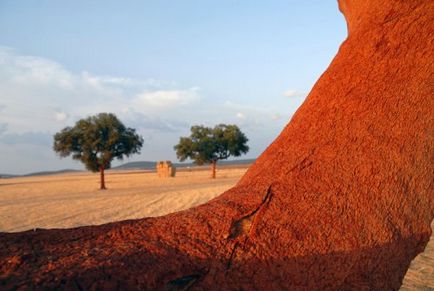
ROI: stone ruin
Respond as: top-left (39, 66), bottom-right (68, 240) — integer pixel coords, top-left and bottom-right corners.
top-left (156, 161), bottom-right (176, 178)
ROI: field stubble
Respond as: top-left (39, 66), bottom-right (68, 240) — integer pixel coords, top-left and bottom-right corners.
top-left (0, 168), bottom-right (246, 232)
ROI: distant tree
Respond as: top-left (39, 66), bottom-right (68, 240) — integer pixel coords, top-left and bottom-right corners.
top-left (174, 124), bottom-right (249, 178)
top-left (53, 113), bottom-right (143, 190)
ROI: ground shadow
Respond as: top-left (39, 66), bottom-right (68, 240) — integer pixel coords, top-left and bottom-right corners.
top-left (0, 223), bottom-right (428, 290)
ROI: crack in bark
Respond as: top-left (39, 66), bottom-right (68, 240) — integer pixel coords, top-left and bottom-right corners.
top-left (165, 272), bottom-right (205, 291)
top-left (225, 185), bottom-right (274, 270)
top-left (285, 150), bottom-right (315, 175)
top-left (227, 185), bottom-right (273, 240)
top-left (226, 241), bottom-right (240, 270)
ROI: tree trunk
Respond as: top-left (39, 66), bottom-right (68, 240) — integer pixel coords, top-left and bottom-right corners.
top-left (211, 160), bottom-right (217, 179)
top-left (0, 1), bottom-right (433, 289)
top-left (100, 166), bottom-right (106, 190)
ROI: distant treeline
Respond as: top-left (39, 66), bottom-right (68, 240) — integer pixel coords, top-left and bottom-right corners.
top-left (0, 159), bottom-right (256, 178)
top-left (113, 159), bottom-right (256, 170)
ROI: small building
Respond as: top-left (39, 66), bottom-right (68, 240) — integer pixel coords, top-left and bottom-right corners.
top-left (156, 161), bottom-right (176, 178)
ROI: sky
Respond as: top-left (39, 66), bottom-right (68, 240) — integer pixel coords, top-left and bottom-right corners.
top-left (0, 0), bottom-right (347, 175)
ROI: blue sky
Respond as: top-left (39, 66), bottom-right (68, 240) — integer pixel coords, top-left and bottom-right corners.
top-left (0, 1), bottom-right (346, 174)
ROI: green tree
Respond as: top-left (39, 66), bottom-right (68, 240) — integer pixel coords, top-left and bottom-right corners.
top-left (174, 124), bottom-right (249, 178)
top-left (53, 113), bottom-right (143, 190)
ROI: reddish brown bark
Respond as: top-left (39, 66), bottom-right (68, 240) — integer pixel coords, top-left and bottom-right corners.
top-left (211, 160), bottom-right (217, 179)
top-left (0, 0), bottom-right (433, 289)
top-left (100, 166), bottom-right (106, 190)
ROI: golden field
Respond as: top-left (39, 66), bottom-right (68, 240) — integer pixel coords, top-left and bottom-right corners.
top-left (0, 166), bottom-right (431, 289)
top-left (0, 167), bottom-right (247, 232)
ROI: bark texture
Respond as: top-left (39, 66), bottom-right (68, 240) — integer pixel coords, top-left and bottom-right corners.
top-left (211, 160), bottom-right (217, 179)
top-left (100, 167), bottom-right (106, 190)
top-left (1, 0), bottom-right (433, 289)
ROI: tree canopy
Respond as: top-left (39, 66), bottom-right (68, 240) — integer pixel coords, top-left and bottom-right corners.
top-left (53, 113), bottom-right (143, 189)
top-left (174, 124), bottom-right (249, 178)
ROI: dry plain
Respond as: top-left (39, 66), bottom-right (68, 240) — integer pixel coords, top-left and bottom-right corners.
top-left (0, 166), bottom-right (431, 289)
top-left (0, 167), bottom-right (247, 232)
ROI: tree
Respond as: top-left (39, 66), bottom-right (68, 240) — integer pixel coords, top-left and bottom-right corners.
top-left (174, 124), bottom-right (249, 178)
top-left (53, 113), bottom-right (143, 190)
top-left (2, 1), bottom-right (433, 289)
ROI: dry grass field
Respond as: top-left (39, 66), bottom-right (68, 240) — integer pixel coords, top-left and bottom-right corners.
top-left (0, 166), bottom-right (431, 289)
top-left (0, 167), bottom-right (247, 233)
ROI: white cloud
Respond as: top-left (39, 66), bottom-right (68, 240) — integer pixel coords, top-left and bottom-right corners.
top-left (2, 50), bottom-right (74, 90)
top-left (283, 89), bottom-right (305, 98)
top-left (236, 112), bottom-right (246, 120)
top-left (0, 47), bottom-right (209, 174)
top-left (271, 113), bottom-right (283, 120)
top-left (55, 112), bottom-right (68, 122)
top-left (79, 74), bottom-right (170, 88)
top-left (0, 47), bottom-right (302, 174)
top-left (224, 100), bottom-right (284, 123)
top-left (0, 47), bottom-right (201, 135)
top-left (133, 87), bottom-right (200, 109)
top-left (221, 101), bottom-right (279, 130)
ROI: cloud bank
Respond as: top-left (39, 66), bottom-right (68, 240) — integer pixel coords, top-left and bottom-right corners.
top-left (0, 47), bottom-right (201, 135)
top-left (0, 47), bottom-right (299, 174)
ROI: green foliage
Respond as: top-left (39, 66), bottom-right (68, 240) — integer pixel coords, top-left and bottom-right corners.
top-left (174, 124), bottom-right (249, 165)
top-left (53, 113), bottom-right (144, 172)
